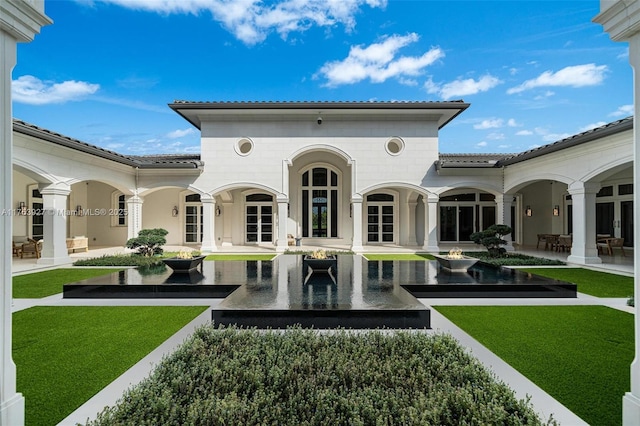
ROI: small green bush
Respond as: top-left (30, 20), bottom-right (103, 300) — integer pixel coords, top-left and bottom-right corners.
top-left (125, 228), bottom-right (168, 257)
top-left (470, 224), bottom-right (512, 257)
top-left (73, 254), bottom-right (164, 267)
top-left (90, 326), bottom-right (553, 425)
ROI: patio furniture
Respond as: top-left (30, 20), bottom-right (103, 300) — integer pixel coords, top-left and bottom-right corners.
top-left (544, 234), bottom-right (560, 251)
top-left (597, 237), bottom-right (626, 256)
top-left (536, 234), bottom-right (546, 249)
top-left (66, 236), bottom-right (88, 253)
top-left (556, 235), bottom-right (572, 252)
top-left (21, 238), bottom-right (42, 259)
top-left (12, 241), bottom-right (22, 257)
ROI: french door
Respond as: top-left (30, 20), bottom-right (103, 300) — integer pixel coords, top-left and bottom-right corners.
top-left (367, 204), bottom-right (394, 243)
top-left (246, 204), bottom-right (273, 243)
top-left (184, 204), bottom-right (202, 243)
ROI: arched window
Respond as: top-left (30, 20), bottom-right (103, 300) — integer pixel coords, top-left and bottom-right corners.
top-left (301, 167), bottom-right (339, 238)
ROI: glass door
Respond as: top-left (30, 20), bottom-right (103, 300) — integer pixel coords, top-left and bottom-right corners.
top-left (246, 205), bottom-right (273, 243)
top-left (367, 204), bottom-right (394, 243)
top-left (185, 205), bottom-right (202, 243)
top-left (312, 190), bottom-right (328, 237)
top-left (621, 201), bottom-right (633, 246)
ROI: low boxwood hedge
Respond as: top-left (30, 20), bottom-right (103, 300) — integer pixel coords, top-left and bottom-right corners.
top-left (90, 326), bottom-right (553, 425)
top-left (462, 252), bottom-right (565, 267)
top-left (73, 254), bottom-right (164, 267)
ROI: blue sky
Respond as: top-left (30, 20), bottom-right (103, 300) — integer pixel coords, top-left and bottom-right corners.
top-left (12, 0), bottom-right (631, 155)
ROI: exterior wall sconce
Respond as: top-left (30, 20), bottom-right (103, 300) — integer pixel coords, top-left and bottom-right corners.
top-left (76, 205), bottom-right (83, 217)
top-left (525, 205), bottom-right (533, 217)
top-left (172, 206), bottom-right (179, 217)
top-left (18, 201), bottom-right (26, 215)
top-left (216, 206), bottom-right (222, 216)
top-left (553, 205), bottom-right (560, 216)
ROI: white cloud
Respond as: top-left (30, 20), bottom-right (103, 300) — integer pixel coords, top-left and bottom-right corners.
top-left (94, 0), bottom-right (387, 45)
top-left (487, 132), bottom-right (505, 140)
top-left (425, 74), bottom-right (502, 100)
top-left (166, 128), bottom-right (196, 139)
top-left (317, 33), bottom-right (443, 87)
top-left (534, 127), bottom-right (570, 142)
top-left (609, 104), bottom-right (633, 117)
top-left (533, 90), bottom-right (555, 100)
top-left (473, 118), bottom-right (503, 130)
top-left (507, 64), bottom-right (607, 94)
top-left (516, 130), bottom-right (533, 136)
top-left (507, 119), bottom-right (519, 127)
top-left (12, 75), bottom-right (99, 105)
top-left (476, 141), bottom-right (487, 147)
top-left (579, 122), bottom-right (607, 132)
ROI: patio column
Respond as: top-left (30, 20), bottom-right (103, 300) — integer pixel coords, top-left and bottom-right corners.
top-left (595, 3), bottom-right (640, 422)
top-left (126, 194), bottom-right (143, 240)
top-left (351, 195), bottom-right (364, 253)
top-left (422, 194), bottom-right (439, 252)
top-left (200, 195), bottom-right (217, 253)
top-left (276, 197), bottom-right (289, 252)
top-left (38, 184), bottom-right (72, 265)
top-left (566, 181), bottom-right (601, 265)
top-left (1, 2), bottom-right (51, 424)
top-left (407, 200), bottom-right (418, 246)
top-left (496, 194), bottom-right (514, 251)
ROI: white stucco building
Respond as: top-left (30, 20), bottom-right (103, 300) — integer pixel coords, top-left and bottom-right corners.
top-left (10, 101), bottom-right (634, 266)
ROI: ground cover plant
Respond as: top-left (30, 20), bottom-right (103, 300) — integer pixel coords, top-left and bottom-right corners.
top-left (13, 305), bottom-right (207, 426)
top-left (204, 254), bottom-right (276, 261)
top-left (73, 254), bottom-right (164, 267)
top-left (434, 305), bottom-right (633, 426)
top-left (519, 267), bottom-right (633, 297)
top-left (363, 253), bottom-right (434, 261)
top-left (13, 268), bottom-right (123, 298)
top-left (90, 326), bottom-right (553, 425)
top-left (463, 252), bottom-right (565, 267)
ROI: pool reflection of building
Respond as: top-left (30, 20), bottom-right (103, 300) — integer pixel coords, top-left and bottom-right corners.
top-left (63, 255), bottom-right (576, 327)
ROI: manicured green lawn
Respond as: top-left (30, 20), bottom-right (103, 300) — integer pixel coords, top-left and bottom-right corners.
top-left (363, 253), bottom-right (434, 261)
top-left (204, 254), bottom-right (276, 261)
top-left (13, 268), bottom-right (123, 298)
top-left (434, 305), bottom-right (633, 426)
top-left (520, 267), bottom-right (633, 297)
top-left (13, 305), bottom-right (208, 426)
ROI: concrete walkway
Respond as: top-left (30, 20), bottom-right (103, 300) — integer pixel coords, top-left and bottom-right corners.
top-left (9, 246), bottom-right (634, 425)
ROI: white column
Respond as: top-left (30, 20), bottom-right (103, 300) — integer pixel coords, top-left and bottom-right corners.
top-left (126, 195), bottom-right (143, 240)
top-left (422, 194), bottom-right (439, 252)
top-left (627, 33), bottom-right (640, 423)
top-left (496, 194), bottom-right (514, 251)
top-left (407, 200), bottom-right (418, 246)
top-left (594, 6), bottom-right (640, 421)
top-left (276, 197), bottom-right (289, 252)
top-left (38, 184), bottom-right (72, 265)
top-left (566, 182), bottom-right (602, 265)
top-left (200, 195), bottom-right (216, 252)
top-left (351, 195), bottom-right (364, 252)
top-left (1, 2), bottom-right (51, 424)
top-left (221, 201), bottom-right (233, 246)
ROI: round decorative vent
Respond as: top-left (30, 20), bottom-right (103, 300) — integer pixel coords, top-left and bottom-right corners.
top-left (235, 138), bottom-right (254, 156)
top-left (385, 137), bottom-right (405, 156)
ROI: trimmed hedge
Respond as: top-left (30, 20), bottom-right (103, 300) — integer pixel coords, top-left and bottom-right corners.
top-left (90, 326), bottom-right (553, 425)
top-left (73, 254), bottom-right (164, 267)
top-left (462, 252), bottom-right (565, 267)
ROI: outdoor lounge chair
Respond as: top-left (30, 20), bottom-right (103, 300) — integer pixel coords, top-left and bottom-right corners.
top-left (21, 238), bottom-right (42, 259)
top-left (598, 237), bottom-right (625, 256)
